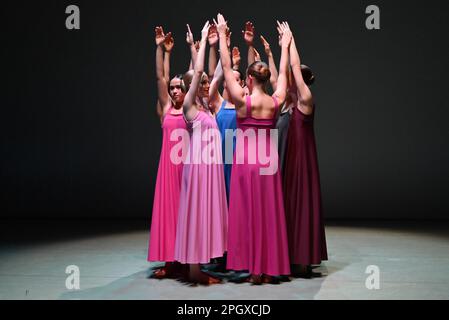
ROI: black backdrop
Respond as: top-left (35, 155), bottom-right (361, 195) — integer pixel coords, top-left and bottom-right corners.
top-left (2, 0), bottom-right (448, 219)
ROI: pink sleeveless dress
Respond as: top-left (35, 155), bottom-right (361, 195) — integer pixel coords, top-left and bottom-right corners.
top-left (227, 96), bottom-right (290, 276)
top-left (148, 107), bottom-right (187, 262)
top-left (174, 109), bottom-right (228, 264)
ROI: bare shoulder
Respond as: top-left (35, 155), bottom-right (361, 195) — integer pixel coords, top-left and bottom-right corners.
top-left (297, 101), bottom-right (314, 116)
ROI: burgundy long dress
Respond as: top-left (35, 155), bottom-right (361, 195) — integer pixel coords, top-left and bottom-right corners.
top-left (283, 106), bottom-right (328, 265)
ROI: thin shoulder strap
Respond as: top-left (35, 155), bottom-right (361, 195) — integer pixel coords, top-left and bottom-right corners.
top-left (219, 99), bottom-right (227, 112)
top-left (272, 96), bottom-right (280, 117)
top-left (245, 95), bottom-right (251, 118)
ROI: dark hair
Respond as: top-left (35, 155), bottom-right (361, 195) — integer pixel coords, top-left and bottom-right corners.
top-left (301, 65), bottom-right (315, 86)
top-left (232, 69), bottom-right (244, 85)
top-left (247, 61), bottom-right (271, 83)
top-left (181, 70), bottom-right (194, 91)
top-left (172, 74), bottom-right (186, 92)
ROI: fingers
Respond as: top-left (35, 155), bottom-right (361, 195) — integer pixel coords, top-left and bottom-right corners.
top-left (213, 18), bottom-right (218, 26)
top-left (187, 24), bottom-right (192, 34)
top-left (276, 20), bottom-right (283, 32)
top-left (217, 13), bottom-right (225, 24)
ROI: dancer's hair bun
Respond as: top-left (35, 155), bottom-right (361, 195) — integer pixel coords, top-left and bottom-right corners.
top-left (301, 65), bottom-right (315, 86)
top-left (248, 61), bottom-right (271, 83)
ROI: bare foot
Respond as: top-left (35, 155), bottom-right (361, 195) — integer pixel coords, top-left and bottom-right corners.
top-left (262, 275), bottom-right (281, 284)
top-left (152, 262), bottom-right (181, 279)
top-left (190, 271), bottom-right (222, 285)
top-left (246, 274), bottom-right (263, 285)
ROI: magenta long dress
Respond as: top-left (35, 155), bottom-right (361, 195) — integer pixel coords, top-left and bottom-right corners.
top-left (148, 107), bottom-right (187, 262)
top-left (174, 109), bottom-right (228, 264)
top-left (227, 96), bottom-right (290, 276)
top-left (283, 106), bottom-right (328, 265)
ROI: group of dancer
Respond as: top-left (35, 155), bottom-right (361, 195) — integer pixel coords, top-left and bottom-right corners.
top-left (148, 13), bottom-right (327, 285)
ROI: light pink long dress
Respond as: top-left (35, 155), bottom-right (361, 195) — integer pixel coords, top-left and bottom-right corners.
top-left (148, 108), bottom-right (187, 262)
top-left (174, 109), bottom-right (228, 264)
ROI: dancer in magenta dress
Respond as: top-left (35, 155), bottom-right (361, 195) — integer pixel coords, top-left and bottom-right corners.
top-left (148, 27), bottom-right (188, 278)
top-left (216, 15), bottom-right (292, 284)
top-left (174, 21), bottom-right (228, 285)
top-left (282, 24), bottom-right (327, 277)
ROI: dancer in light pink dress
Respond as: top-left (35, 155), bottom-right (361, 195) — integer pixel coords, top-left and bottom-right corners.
top-left (148, 27), bottom-right (187, 278)
top-left (174, 21), bottom-right (228, 285)
top-left (216, 15), bottom-right (292, 284)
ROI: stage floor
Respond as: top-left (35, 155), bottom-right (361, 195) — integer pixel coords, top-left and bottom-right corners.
top-left (1, 220), bottom-right (448, 300)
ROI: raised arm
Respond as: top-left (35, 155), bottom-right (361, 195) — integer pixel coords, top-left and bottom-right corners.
top-left (155, 26), bottom-right (170, 116)
top-left (260, 35), bottom-right (279, 92)
top-left (217, 14), bottom-right (246, 110)
top-left (183, 21), bottom-right (211, 121)
top-left (287, 24), bottom-right (313, 114)
top-left (208, 59), bottom-right (225, 113)
top-left (163, 33), bottom-right (174, 84)
top-left (208, 24), bottom-right (219, 79)
top-left (186, 24), bottom-right (197, 69)
top-left (242, 21), bottom-right (256, 66)
top-left (232, 46), bottom-right (241, 71)
top-left (272, 21), bottom-right (292, 105)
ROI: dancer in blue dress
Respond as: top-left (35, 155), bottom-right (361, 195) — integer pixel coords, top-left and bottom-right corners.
top-left (209, 59), bottom-right (243, 201)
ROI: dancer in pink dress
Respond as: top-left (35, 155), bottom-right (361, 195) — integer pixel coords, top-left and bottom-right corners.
top-left (216, 14), bottom-right (292, 284)
top-left (174, 21), bottom-right (228, 285)
top-left (148, 27), bottom-right (187, 278)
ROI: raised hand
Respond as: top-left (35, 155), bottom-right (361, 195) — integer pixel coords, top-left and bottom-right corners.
top-left (260, 35), bottom-right (271, 55)
top-left (155, 26), bottom-right (165, 46)
top-left (278, 21), bottom-right (292, 48)
top-left (242, 21), bottom-right (255, 46)
top-left (232, 47), bottom-right (241, 66)
top-left (215, 14), bottom-right (228, 35)
top-left (186, 24), bottom-right (194, 45)
top-left (200, 20), bottom-right (211, 41)
top-left (254, 48), bottom-right (261, 61)
top-left (163, 32), bottom-right (174, 52)
top-left (208, 23), bottom-right (219, 46)
top-left (276, 22), bottom-right (283, 46)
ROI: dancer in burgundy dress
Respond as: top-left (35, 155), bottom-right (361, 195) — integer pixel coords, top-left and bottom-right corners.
top-left (282, 23), bottom-right (327, 277)
top-left (148, 27), bottom-right (187, 278)
top-left (217, 15), bottom-right (292, 284)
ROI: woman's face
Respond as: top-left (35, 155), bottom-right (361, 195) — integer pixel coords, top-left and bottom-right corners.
top-left (198, 74), bottom-right (210, 98)
top-left (169, 78), bottom-right (185, 104)
top-left (224, 70), bottom-right (243, 91)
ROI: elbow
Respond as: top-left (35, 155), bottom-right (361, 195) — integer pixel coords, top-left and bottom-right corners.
top-left (194, 68), bottom-right (204, 77)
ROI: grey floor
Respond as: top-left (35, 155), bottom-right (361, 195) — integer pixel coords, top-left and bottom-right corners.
top-left (1, 220), bottom-right (448, 300)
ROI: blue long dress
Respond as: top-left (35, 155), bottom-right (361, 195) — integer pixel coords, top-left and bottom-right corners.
top-left (216, 100), bottom-right (237, 202)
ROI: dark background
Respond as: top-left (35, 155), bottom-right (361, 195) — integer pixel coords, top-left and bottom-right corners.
top-left (1, 0), bottom-right (448, 220)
